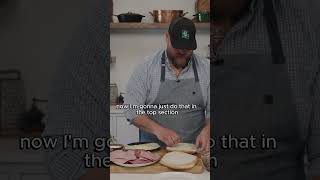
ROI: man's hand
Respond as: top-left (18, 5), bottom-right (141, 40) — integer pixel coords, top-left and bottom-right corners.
top-left (154, 126), bottom-right (181, 147)
top-left (196, 121), bottom-right (210, 153)
top-left (132, 115), bottom-right (181, 146)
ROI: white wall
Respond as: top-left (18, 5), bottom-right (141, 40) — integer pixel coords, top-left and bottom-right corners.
top-left (111, 0), bottom-right (210, 93)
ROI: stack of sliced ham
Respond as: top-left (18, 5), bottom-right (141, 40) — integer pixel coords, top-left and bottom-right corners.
top-left (111, 149), bottom-right (161, 164)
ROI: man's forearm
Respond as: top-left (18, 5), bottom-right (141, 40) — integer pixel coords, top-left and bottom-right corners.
top-left (132, 114), bottom-right (163, 135)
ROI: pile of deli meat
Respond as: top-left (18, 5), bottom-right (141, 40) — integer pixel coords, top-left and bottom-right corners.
top-left (111, 149), bottom-right (161, 164)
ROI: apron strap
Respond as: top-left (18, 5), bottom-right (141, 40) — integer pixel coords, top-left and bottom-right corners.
top-left (191, 56), bottom-right (200, 82)
top-left (160, 51), bottom-right (200, 82)
top-left (161, 51), bottom-right (166, 82)
top-left (263, 0), bottom-right (286, 64)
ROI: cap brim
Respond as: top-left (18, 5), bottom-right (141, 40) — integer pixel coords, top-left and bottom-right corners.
top-left (170, 38), bottom-right (197, 50)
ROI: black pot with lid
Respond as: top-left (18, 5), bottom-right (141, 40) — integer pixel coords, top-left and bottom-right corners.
top-left (114, 12), bottom-right (145, 22)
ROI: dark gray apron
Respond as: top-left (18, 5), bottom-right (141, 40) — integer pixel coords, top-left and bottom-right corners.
top-left (140, 52), bottom-right (206, 146)
top-left (212, 0), bottom-right (305, 179)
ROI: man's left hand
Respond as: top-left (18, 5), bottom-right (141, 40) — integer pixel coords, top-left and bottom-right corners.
top-left (196, 121), bottom-right (210, 153)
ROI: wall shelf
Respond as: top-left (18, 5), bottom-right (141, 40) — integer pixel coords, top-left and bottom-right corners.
top-left (110, 22), bottom-right (210, 30)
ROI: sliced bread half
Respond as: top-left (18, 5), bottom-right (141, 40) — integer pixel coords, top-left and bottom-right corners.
top-left (160, 151), bottom-right (198, 170)
top-left (166, 143), bottom-right (197, 154)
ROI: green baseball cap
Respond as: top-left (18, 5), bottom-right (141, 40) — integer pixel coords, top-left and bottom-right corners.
top-left (168, 17), bottom-right (197, 50)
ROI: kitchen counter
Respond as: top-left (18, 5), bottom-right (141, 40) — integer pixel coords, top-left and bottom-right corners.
top-left (111, 171), bottom-right (210, 180)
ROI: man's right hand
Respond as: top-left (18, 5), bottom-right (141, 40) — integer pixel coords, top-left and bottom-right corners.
top-left (131, 115), bottom-right (181, 147)
top-left (154, 127), bottom-right (181, 146)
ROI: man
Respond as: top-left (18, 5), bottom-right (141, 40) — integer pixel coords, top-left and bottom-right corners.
top-left (124, 17), bottom-right (210, 153)
top-left (211, 0), bottom-right (320, 180)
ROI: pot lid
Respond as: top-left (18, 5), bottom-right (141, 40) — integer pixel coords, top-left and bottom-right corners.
top-left (119, 12), bottom-right (144, 16)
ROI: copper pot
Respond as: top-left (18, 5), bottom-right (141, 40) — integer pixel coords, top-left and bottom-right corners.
top-left (149, 10), bottom-right (189, 23)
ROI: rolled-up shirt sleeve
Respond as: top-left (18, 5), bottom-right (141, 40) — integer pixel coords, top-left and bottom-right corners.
top-left (124, 63), bottom-right (148, 123)
top-left (307, 64), bottom-right (320, 176)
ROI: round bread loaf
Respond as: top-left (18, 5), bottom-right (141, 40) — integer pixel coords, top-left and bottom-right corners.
top-left (160, 151), bottom-right (198, 170)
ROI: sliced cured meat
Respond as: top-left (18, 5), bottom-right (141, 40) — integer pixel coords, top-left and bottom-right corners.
top-left (111, 150), bottom-right (136, 159)
top-left (111, 158), bottom-right (130, 164)
top-left (111, 150), bottom-right (136, 164)
top-left (134, 149), bottom-right (141, 158)
top-left (111, 149), bottom-right (160, 165)
top-left (139, 150), bottom-right (160, 161)
top-left (127, 158), bottom-right (153, 164)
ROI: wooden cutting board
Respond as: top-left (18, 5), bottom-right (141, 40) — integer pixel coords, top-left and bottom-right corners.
top-left (110, 149), bottom-right (204, 174)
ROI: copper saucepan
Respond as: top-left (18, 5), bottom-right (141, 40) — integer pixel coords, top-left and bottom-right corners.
top-left (149, 10), bottom-right (189, 23)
